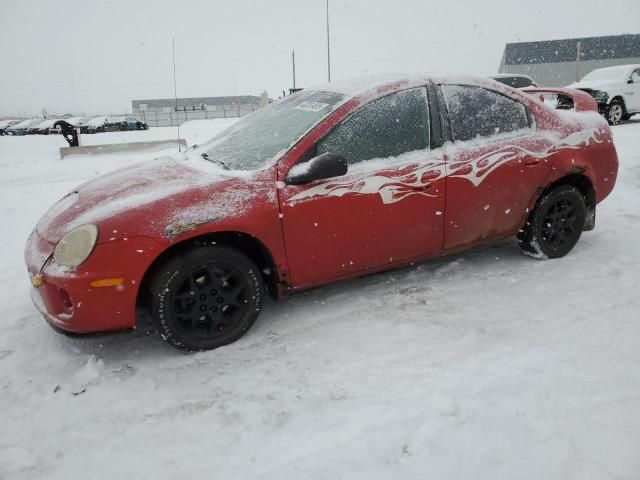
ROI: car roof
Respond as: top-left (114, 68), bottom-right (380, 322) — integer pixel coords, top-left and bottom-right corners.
top-left (85, 116), bottom-right (108, 125)
top-left (306, 73), bottom-right (512, 98)
top-left (34, 119), bottom-right (59, 128)
top-left (11, 118), bottom-right (40, 128)
top-left (489, 73), bottom-right (534, 80)
top-left (65, 116), bottom-right (89, 124)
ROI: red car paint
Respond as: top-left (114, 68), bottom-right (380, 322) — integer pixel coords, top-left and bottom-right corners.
top-left (25, 75), bottom-right (619, 334)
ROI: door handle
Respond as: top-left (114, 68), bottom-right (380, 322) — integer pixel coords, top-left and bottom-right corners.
top-left (524, 158), bottom-right (540, 167)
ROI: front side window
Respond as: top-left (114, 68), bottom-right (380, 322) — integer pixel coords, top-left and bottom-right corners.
top-left (316, 88), bottom-right (429, 165)
top-left (442, 85), bottom-right (530, 142)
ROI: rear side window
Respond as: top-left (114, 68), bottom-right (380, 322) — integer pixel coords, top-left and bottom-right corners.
top-left (316, 87), bottom-right (429, 165)
top-left (492, 76), bottom-right (535, 89)
top-left (442, 85), bottom-right (530, 142)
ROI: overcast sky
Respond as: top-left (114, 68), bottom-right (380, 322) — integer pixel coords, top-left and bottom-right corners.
top-left (1, 0), bottom-right (638, 117)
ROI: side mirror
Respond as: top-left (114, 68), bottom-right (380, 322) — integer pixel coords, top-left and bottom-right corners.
top-left (628, 78), bottom-right (634, 84)
top-left (286, 152), bottom-right (348, 185)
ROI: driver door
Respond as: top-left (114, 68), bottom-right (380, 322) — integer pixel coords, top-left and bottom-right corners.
top-left (277, 88), bottom-right (446, 289)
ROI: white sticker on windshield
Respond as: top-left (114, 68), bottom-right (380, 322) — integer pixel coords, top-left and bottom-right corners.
top-left (294, 101), bottom-right (330, 112)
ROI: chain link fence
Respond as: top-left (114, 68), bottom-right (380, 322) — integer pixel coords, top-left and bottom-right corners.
top-left (137, 105), bottom-right (258, 127)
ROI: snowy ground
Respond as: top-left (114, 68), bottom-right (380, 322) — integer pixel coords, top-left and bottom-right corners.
top-left (1, 119), bottom-right (639, 479)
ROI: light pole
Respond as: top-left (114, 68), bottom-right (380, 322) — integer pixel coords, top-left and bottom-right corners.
top-left (292, 49), bottom-right (296, 90)
top-left (326, 0), bottom-right (331, 82)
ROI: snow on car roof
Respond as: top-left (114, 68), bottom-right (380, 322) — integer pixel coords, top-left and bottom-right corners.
top-left (33, 119), bottom-right (59, 129)
top-left (10, 118), bottom-right (41, 128)
top-left (306, 73), bottom-right (512, 98)
top-left (84, 116), bottom-right (108, 126)
top-left (489, 73), bottom-right (534, 79)
top-left (65, 116), bottom-right (90, 125)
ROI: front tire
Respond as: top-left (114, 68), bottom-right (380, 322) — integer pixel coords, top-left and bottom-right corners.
top-left (149, 245), bottom-right (264, 351)
top-left (519, 185), bottom-right (587, 259)
top-left (607, 99), bottom-right (625, 125)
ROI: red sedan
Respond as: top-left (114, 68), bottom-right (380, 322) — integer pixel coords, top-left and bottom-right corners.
top-left (25, 75), bottom-right (619, 350)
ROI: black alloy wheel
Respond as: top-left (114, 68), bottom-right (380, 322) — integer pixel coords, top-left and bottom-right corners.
top-left (539, 197), bottom-right (581, 251)
top-left (519, 185), bottom-right (587, 259)
top-left (171, 264), bottom-right (250, 341)
top-left (150, 245), bottom-right (263, 351)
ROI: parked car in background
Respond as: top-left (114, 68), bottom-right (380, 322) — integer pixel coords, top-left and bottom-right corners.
top-left (79, 116), bottom-right (108, 134)
top-left (65, 116), bottom-right (91, 127)
top-left (5, 118), bottom-right (42, 136)
top-left (0, 119), bottom-right (21, 135)
top-left (489, 74), bottom-right (538, 89)
top-left (25, 74), bottom-right (618, 351)
top-left (53, 116), bottom-right (91, 134)
top-left (27, 119), bottom-right (62, 135)
top-left (567, 64), bottom-right (640, 124)
top-left (106, 116), bottom-right (149, 131)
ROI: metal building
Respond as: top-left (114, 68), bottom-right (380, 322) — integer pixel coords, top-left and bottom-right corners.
top-left (131, 96), bottom-right (262, 127)
top-left (498, 34), bottom-right (640, 87)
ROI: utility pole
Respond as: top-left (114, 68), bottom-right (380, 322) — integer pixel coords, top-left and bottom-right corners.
top-left (292, 49), bottom-right (297, 90)
top-left (326, 0), bottom-right (331, 82)
top-left (172, 37), bottom-right (181, 151)
top-left (576, 41), bottom-right (582, 82)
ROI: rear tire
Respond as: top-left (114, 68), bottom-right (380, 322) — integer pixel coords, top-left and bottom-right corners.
top-left (149, 245), bottom-right (263, 351)
top-left (519, 185), bottom-right (587, 259)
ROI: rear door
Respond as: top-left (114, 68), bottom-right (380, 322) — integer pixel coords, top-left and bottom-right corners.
top-left (439, 84), bottom-right (552, 250)
top-left (278, 87), bottom-right (446, 288)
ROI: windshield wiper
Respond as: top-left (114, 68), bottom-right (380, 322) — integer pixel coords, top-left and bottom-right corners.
top-left (201, 152), bottom-right (230, 170)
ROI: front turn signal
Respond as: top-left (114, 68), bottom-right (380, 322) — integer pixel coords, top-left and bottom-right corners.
top-left (90, 278), bottom-right (125, 288)
top-left (32, 274), bottom-right (44, 288)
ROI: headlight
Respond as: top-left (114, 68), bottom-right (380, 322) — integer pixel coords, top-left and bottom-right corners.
top-left (593, 90), bottom-right (609, 103)
top-left (53, 224), bottom-right (98, 267)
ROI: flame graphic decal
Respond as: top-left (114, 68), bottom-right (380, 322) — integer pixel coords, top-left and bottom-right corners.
top-left (288, 128), bottom-right (606, 205)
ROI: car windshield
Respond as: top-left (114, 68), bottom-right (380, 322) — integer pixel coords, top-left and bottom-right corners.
top-left (36, 119), bottom-right (56, 128)
top-left (200, 90), bottom-right (345, 171)
top-left (13, 119), bottom-right (38, 128)
top-left (581, 66), bottom-right (630, 82)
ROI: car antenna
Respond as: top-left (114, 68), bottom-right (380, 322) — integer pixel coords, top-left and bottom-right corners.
top-left (172, 37), bottom-right (181, 152)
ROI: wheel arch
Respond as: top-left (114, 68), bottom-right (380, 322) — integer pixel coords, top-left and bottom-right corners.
top-left (136, 230), bottom-right (279, 316)
top-left (609, 95), bottom-right (628, 116)
top-left (609, 95), bottom-right (627, 108)
top-left (532, 173), bottom-right (596, 230)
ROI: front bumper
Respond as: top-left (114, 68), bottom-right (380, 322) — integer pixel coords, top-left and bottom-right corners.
top-left (596, 102), bottom-right (608, 116)
top-left (25, 230), bottom-right (165, 334)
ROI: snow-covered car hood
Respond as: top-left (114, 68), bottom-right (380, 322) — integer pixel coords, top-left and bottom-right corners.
top-left (35, 157), bottom-right (270, 244)
top-left (567, 79), bottom-right (615, 91)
